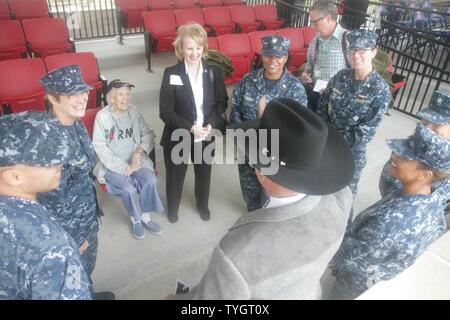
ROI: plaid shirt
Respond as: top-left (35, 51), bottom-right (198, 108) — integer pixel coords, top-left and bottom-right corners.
top-left (306, 23), bottom-right (348, 82)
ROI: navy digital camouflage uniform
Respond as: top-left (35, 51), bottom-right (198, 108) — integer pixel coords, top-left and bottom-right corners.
top-left (0, 111), bottom-right (91, 300)
top-left (317, 30), bottom-right (391, 197)
top-left (379, 90), bottom-right (450, 208)
top-left (36, 66), bottom-right (100, 282)
top-left (332, 124), bottom-right (450, 299)
top-left (230, 35), bottom-right (308, 211)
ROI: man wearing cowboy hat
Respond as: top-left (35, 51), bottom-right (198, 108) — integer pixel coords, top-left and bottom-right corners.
top-left (179, 98), bottom-right (355, 299)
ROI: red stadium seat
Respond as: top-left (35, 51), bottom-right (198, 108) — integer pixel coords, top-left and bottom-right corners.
top-left (142, 10), bottom-right (177, 53)
top-left (0, 0), bottom-right (11, 20)
top-left (45, 52), bottom-right (106, 109)
top-left (254, 4), bottom-right (285, 30)
top-left (229, 5), bottom-right (261, 33)
top-left (217, 33), bottom-right (253, 84)
top-left (391, 74), bottom-right (407, 96)
top-left (0, 58), bottom-right (47, 114)
top-left (9, 0), bottom-right (49, 20)
top-left (173, 0), bottom-right (197, 9)
top-left (22, 18), bottom-right (75, 58)
top-left (248, 30), bottom-right (277, 55)
top-left (147, 0), bottom-right (174, 10)
top-left (202, 6), bottom-right (235, 36)
top-left (302, 26), bottom-right (316, 47)
top-left (174, 8), bottom-right (210, 33)
top-left (80, 107), bottom-right (108, 192)
top-left (197, 0), bottom-right (221, 7)
top-left (207, 36), bottom-right (218, 50)
top-left (0, 20), bottom-right (28, 61)
top-left (80, 107), bottom-right (102, 140)
top-left (222, 0), bottom-right (243, 5)
top-left (115, 0), bottom-right (148, 29)
top-left (277, 28), bottom-right (307, 74)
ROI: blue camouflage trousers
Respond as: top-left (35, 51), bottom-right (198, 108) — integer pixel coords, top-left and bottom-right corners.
top-left (237, 162), bottom-right (268, 212)
top-left (80, 233), bottom-right (97, 293)
top-left (349, 148), bottom-right (367, 197)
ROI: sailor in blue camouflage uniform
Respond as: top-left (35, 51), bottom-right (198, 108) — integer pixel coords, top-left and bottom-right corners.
top-left (317, 29), bottom-right (391, 197)
top-left (35, 65), bottom-right (109, 297)
top-left (230, 35), bottom-right (308, 211)
top-left (379, 90), bottom-right (450, 212)
top-left (0, 111), bottom-right (91, 300)
top-left (331, 123), bottom-right (450, 299)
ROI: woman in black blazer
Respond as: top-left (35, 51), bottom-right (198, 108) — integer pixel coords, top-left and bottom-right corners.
top-left (159, 23), bottom-right (228, 223)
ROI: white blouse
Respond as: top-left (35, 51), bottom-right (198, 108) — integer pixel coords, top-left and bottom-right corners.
top-left (185, 59), bottom-right (204, 127)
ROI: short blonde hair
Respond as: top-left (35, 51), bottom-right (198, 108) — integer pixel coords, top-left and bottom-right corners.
top-left (173, 23), bottom-right (208, 60)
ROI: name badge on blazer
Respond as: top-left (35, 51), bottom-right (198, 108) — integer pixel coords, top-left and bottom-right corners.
top-left (170, 75), bottom-right (183, 86)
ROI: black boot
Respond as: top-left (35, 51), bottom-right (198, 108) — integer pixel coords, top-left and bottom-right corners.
top-left (168, 212), bottom-right (178, 223)
top-left (197, 205), bottom-right (210, 221)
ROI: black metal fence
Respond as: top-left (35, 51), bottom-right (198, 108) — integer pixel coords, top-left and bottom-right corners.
top-left (47, 0), bottom-right (119, 39)
top-left (275, 0), bottom-right (449, 116)
top-left (45, 0), bottom-right (449, 117)
top-left (46, 0), bottom-right (277, 41)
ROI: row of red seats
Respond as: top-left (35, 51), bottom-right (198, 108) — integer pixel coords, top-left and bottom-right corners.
top-left (0, 18), bottom-right (74, 61)
top-left (0, 52), bottom-right (105, 115)
top-left (117, 0), bottom-right (244, 29)
top-left (118, 0), bottom-right (243, 11)
top-left (143, 5), bottom-right (284, 53)
top-left (116, 0), bottom-right (244, 25)
top-left (206, 27), bottom-right (316, 84)
top-left (0, 0), bottom-right (49, 20)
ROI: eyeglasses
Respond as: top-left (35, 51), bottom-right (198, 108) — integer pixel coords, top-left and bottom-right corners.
top-left (347, 48), bottom-right (373, 55)
top-left (310, 16), bottom-right (326, 25)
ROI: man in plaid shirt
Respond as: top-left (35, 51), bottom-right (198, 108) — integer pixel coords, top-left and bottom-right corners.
top-left (301, 0), bottom-right (349, 112)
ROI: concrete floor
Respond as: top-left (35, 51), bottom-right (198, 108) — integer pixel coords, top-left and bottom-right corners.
top-left (75, 35), bottom-right (450, 299)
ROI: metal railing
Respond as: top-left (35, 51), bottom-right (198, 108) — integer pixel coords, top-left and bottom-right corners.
top-left (275, 0), bottom-right (449, 116)
top-left (46, 0), bottom-right (277, 41)
top-left (47, 0), bottom-right (119, 39)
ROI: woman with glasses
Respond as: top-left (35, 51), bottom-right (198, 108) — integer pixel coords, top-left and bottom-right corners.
top-left (316, 29), bottom-right (391, 198)
top-left (300, 0), bottom-right (349, 112)
top-left (37, 65), bottom-right (114, 300)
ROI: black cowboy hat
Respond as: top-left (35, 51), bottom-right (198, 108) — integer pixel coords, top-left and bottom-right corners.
top-left (228, 98), bottom-right (355, 195)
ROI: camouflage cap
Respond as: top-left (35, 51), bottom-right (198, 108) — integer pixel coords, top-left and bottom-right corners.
top-left (417, 90), bottom-right (450, 125)
top-left (0, 111), bottom-right (72, 167)
top-left (40, 65), bottom-right (92, 94)
top-left (387, 123), bottom-right (450, 172)
top-left (347, 29), bottom-right (378, 49)
top-left (261, 35), bottom-right (290, 57)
